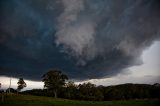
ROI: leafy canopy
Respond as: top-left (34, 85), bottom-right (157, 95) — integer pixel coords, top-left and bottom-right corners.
top-left (42, 69), bottom-right (68, 90)
top-left (17, 78), bottom-right (26, 91)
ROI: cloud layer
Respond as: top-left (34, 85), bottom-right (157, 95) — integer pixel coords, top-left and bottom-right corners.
top-left (0, 0), bottom-right (160, 80)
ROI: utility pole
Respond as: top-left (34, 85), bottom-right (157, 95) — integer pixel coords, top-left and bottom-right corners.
top-left (9, 77), bottom-right (11, 93)
top-left (0, 83), bottom-right (4, 102)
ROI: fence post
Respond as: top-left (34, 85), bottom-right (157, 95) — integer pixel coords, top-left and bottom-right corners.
top-left (1, 93), bottom-right (4, 102)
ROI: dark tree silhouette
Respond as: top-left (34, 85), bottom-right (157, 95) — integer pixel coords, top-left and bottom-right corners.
top-left (17, 78), bottom-right (26, 92)
top-left (6, 88), bottom-right (17, 93)
top-left (42, 69), bottom-right (68, 98)
top-left (64, 81), bottom-right (77, 99)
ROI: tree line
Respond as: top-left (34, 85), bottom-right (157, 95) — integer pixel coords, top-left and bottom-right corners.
top-left (22, 69), bottom-right (160, 101)
top-left (1, 69), bottom-right (160, 101)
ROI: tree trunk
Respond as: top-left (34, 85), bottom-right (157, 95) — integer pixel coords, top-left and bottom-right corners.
top-left (54, 90), bottom-right (57, 98)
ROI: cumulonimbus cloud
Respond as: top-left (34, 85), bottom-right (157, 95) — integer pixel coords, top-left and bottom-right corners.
top-left (0, 0), bottom-right (160, 80)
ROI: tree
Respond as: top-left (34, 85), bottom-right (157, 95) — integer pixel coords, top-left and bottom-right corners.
top-left (42, 69), bottom-right (68, 98)
top-left (78, 82), bottom-right (104, 100)
top-left (17, 78), bottom-right (26, 92)
top-left (65, 81), bottom-right (77, 99)
top-left (6, 88), bottom-right (17, 93)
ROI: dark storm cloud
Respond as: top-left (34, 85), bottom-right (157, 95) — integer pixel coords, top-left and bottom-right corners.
top-left (0, 0), bottom-right (160, 80)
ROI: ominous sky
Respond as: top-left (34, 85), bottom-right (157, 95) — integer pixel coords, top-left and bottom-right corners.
top-left (0, 0), bottom-right (160, 83)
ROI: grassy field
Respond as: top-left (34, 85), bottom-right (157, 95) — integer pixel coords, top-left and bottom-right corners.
top-left (0, 94), bottom-right (160, 106)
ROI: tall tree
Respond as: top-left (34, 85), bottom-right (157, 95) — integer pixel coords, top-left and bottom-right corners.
top-left (42, 69), bottom-right (68, 98)
top-left (17, 78), bottom-right (26, 92)
top-left (65, 81), bottom-right (77, 99)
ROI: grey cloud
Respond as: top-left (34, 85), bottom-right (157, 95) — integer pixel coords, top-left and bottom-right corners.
top-left (55, 0), bottom-right (160, 78)
top-left (0, 0), bottom-right (160, 80)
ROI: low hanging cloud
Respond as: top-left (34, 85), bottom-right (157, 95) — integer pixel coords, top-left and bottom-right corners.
top-left (0, 0), bottom-right (160, 80)
top-left (56, 0), bottom-right (160, 67)
top-left (55, 0), bottom-right (160, 78)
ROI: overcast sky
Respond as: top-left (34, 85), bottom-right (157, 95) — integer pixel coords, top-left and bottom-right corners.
top-left (0, 0), bottom-right (160, 90)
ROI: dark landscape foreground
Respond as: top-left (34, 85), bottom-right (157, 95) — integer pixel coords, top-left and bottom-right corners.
top-left (0, 94), bottom-right (160, 106)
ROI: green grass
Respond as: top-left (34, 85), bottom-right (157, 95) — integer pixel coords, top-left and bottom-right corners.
top-left (0, 94), bottom-right (159, 106)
